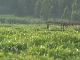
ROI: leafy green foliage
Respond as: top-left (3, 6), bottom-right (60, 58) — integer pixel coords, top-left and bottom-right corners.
top-left (0, 24), bottom-right (80, 60)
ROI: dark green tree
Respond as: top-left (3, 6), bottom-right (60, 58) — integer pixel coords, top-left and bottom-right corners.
top-left (40, 0), bottom-right (53, 20)
top-left (71, 0), bottom-right (80, 21)
top-left (34, 0), bottom-right (42, 18)
top-left (62, 6), bottom-right (71, 20)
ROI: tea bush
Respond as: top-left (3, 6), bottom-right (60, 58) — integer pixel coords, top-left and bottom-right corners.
top-left (0, 24), bottom-right (80, 60)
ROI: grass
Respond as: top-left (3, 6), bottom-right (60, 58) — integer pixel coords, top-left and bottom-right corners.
top-left (0, 24), bottom-right (80, 60)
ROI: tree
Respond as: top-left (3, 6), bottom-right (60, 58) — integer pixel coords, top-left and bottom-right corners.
top-left (24, 0), bottom-right (37, 16)
top-left (40, 0), bottom-right (53, 20)
top-left (34, 0), bottom-right (42, 18)
top-left (71, 0), bottom-right (80, 21)
top-left (62, 6), bottom-right (71, 20)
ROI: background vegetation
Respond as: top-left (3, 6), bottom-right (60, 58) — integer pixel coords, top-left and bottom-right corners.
top-left (0, 0), bottom-right (80, 23)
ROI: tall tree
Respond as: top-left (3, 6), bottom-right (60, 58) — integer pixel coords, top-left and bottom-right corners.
top-left (34, 0), bottom-right (42, 18)
top-left (71, 0), bottom-right (80, 21)
top-left (62, 6), bottom-right (71, 20)
top-left (24, 0), bottom-right (37, 16)
top-left (40, 0), bottom-right (53, 20)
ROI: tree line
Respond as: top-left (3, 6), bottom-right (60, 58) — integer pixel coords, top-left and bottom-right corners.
top-left (0, 0), bottom-right (80, 21)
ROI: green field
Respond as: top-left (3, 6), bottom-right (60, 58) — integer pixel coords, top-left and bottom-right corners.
top-left (0, 24), bottom-right (80, 60)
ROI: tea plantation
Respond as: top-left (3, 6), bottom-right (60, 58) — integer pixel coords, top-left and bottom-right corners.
top-left (0, 24), bottom-right (80, 60)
